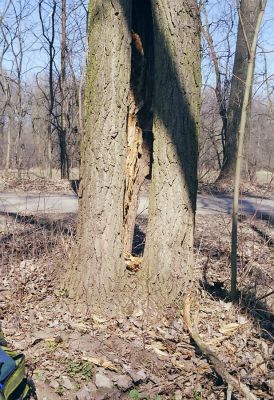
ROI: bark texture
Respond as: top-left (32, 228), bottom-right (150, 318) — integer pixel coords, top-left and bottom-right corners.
top-left (68, 0), bottom-right (132, 313)
top-left (69, 0), bottom-right (200, 316)
top-left (219, 0), bottom-right (261, 180)
top-left (142, 0), bottom-right (200, 309)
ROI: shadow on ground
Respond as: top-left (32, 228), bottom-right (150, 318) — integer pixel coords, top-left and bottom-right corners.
top-left (201, 273), bottom-right (274, 340)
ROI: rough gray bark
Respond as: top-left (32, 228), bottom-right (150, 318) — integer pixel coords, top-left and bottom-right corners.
top-left (68, 0), bottom-right (132, 314)
top-left (143, 0), bottom-right (200, 310)
top-left (69, 0), bottom-right (200, 315)
top-left (219, 0), bottom-right (261, 180)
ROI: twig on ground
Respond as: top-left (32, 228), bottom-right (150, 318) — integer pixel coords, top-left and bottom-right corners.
top-left (183, 295), bottom-right (258, 400)
top-left (256, 289), bottom-right (274, 301)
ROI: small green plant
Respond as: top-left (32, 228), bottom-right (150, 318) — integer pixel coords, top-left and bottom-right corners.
top-left (34, 370), bottom-right (44, 381)
top-left (193, 390), bottom-right (202, 400)
top-left (55, 385), bottom-right (64, 396)
top-left (129, 389), bottom-right (140, 400)
top-left (46, 340), bottom-right (58, 353)
top-left (128, 389), bottom-right (161, 400)
top-left (66, 359), bottom-right (93, 381)
top-left (57, 287), bottom-right (69, 298)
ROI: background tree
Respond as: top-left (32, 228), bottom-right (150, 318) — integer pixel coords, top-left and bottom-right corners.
top-left (59, 0), bottom-right (69, 178)
top-left (200, 0), bottom-right (235, 170)
top-left (219, 0), bottom-right (263, 181)
top-left (230, 0), bottom-right (267, 297)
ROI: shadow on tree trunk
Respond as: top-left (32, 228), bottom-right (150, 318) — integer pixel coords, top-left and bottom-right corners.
top-left (71, 0), bottom-right (200, 313)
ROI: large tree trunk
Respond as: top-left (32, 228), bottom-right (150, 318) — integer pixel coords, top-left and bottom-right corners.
top-left (219, 0), bottom-right (261, 181)
top-left (68, 0), bottom-right (200, 316)
top-left (68, 0), bottom-right (131, 314)
top-left (142, 0), bottom-right (200, 310)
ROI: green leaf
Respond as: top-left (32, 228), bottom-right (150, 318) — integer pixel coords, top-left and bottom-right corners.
top-left (129, 389), bottom-right (140, 400)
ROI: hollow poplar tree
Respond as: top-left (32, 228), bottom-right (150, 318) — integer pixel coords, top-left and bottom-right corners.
top-left (69, 0), bottom-right (200, 315)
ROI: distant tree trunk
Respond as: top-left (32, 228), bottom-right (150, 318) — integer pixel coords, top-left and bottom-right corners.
top-left (47, 121), bottom-right (52, 178)
top-left (59, 0), bottom-right (69, 179)
top-left (5, 117), bottom-right (11, 170)
top-left (201, 5), bottom-right (228, 169)
top-left (219, 0), bottom-right (261, 181)
top-left (39, 0), bottom-right (57, 178)
top-left (68, 0), bottom-right (200, 315)
top-left (230, 0), bottom-right (267, 297)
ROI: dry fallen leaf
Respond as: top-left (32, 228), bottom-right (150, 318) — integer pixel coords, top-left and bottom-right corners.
top-left (92, 315), bottom-right (107, 324)
top-left (149, 341), bottom-right (170, 358)
top-left (219, 323), bottom-right (240, 335)
top-left (82, 356), bottom-right (120, 372)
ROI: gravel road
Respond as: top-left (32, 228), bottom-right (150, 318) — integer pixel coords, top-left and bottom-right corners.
top-left (0, 192), bottom-right (273, 221)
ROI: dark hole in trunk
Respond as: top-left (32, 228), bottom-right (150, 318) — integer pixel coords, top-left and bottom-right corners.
top-left (130, 0), bottom-right (154, 257)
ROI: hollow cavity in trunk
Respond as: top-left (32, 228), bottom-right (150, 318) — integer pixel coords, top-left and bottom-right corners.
top-left (123, 0), bottom-right (154, 266)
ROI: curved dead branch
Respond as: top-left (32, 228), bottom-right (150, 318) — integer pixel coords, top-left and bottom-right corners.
top-left (183, 296), bottom-right (257, 400)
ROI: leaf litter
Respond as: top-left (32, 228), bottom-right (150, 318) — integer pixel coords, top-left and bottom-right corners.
top-left (0, 200), bottom-right (273, 399)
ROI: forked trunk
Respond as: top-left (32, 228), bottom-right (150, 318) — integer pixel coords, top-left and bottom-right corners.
top-left (68, 0), bottom-right (200, 316)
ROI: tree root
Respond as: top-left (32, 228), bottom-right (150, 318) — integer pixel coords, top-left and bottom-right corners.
top-left (183, 296), bottom-right (257, 400)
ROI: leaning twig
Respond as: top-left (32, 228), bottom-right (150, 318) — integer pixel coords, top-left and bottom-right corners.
top-left (256, 289), bottom-right (274, 302)
top-left (183, 296), bottom-right (257, 400)
top-left (243, 353), bottom-right (273, 379)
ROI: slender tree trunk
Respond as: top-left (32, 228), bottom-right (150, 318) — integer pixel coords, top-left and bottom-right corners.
top-left (5, 117), bottom-right (11, 170)
top-left (219, 0), bottom-right (261, 181)
top-left (15, 118), bottom-right (23, 176)
top-left (39, 0), bottom-right (57, 178)
top-left (60, 0), bottom-right (69, 179)
top-left (230, 0), bottom-right (267, 297)
top-left (47, 120), bottom-right (52, 178)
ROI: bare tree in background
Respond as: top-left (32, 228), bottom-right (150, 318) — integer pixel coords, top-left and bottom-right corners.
top-left (230, 0), bottom-right (267, 297)
top-left (59, 0), bottom-right (69, 178)
top-left (0, 0), bottom-right (31, 173)
top-left (219, 0), bottom-right (264, 181)
top-left (200, 0), bottom-right (235, 171)
top-left (38, 0), bottom-right (86, 178)
top-left (38, 0), bottom-right (58, 177)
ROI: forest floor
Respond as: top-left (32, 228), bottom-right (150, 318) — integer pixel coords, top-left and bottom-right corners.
top-left (0, 173), bottom-right (273, 400)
